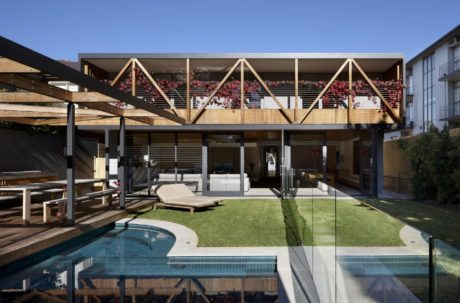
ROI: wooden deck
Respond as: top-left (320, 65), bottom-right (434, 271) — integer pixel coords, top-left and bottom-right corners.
top-left (0, 197), bottom-right (155, 268)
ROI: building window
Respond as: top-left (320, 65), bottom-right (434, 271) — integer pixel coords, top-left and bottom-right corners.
top-left (406, 74), bottom-right (413, 95)
top-left (422, 53), bottom-right (435, 130)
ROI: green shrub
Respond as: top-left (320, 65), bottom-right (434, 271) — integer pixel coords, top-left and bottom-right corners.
top-left (398, 126), bottom-right (460, 204)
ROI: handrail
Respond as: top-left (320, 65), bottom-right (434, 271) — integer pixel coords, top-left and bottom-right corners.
top-left (439, 56), bottom-right (460, 79)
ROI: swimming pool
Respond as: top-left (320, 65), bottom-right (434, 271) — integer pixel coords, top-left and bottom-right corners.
top-left (0, 222), bottom-right (278, 302)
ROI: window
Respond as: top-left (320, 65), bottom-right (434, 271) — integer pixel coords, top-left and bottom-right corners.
top-left (422, 54), bottom-right (436, 130)
top-left (406, 74), bottom-right (413, 95)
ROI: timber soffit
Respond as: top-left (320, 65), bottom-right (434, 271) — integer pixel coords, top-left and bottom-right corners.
top-left (0, 36), bottom-right (185, 125)
top-left (79, 53), bottom-right (404, 60)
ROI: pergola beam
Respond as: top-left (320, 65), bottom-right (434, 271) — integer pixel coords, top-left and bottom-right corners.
top-left (0, 92), bottom-right (62, 103)
top-left (0, 110), bottom-right (69, 118)
top-left (72, 92), bottom-right (117, 102)
top-left (0, 117), bottom-right (38, 125)
top-left (34, 116), bottom-right (101, 125)
top-left (0, 74), bottom-right (72, 101)
top-left (0, 103), bottom-right (110, 115)
top-left (0, 74), bottom-right (157, 125)
top-left (0, 58), bottom-right (40, 73)
top-left (0, 36), bottom-right (184, 124)
top-left (0, 92), bottom-right (118, 103)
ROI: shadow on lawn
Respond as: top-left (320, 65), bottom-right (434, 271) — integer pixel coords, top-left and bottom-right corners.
top-left (280, 198), bottom-right (320, 302)
top-left (280, 198), bottom-right (307, 246)
top-left (359, 197), bottom-right (460, 249)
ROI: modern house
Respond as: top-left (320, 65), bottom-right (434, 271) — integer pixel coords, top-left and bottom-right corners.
top-left (77, 53), bottom-right (404, 198)
top-left (406, 24), bottom-right (460, 134)
top-left (0, 36), bottom-right (404, 207)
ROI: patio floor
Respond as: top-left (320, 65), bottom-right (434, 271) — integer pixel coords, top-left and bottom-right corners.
top-left (0, 197), bottom-right (154, 267)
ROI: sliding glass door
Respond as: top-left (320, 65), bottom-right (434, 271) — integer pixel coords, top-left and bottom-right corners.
top-left (204, 133), bottom-right (244, 196)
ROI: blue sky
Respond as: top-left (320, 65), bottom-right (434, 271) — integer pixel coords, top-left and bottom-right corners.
top-left (1, 0), bottom-right (459, 61)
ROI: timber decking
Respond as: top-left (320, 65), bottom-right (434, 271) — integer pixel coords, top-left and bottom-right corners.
top-left (0, 197), bottom-right (154, 268)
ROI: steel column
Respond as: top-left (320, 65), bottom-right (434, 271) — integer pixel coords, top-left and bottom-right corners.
top-left (118, 117), bottom-right (126, 208)
top-left (371, 127), bottom-right (384, 197)
top-left (147, 133), bottom-right (152, 196)
top-left (240, 135), bottom-right (244, 193)
top-left (322, 133), bottom-right (328, 184)
top-left (284, 132), bottom-right (291, 198)
top-left (105, 129), bottom-right (110, 188)
top-left (281, 130), bottom-right (285, 198)
top-left (202, 134), bottom-right (208, 193)
top-left (66, 102), bottom-right (75, 225)
top-left (175, 133), bottom-right (178, 182)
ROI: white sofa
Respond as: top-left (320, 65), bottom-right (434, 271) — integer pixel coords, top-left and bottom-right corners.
top-left (155, 173), bottom-right (202, 192)
top-left (209, 173), bottom-right (250, 192)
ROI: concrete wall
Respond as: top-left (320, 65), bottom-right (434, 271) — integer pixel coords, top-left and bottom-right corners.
top-left (0, 129), bottom-right (96, 179)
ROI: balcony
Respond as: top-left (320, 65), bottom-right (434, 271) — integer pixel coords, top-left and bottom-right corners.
top-left (81, 56), bottom-right (404, 125)
top-left (440, 102), bottom-right (460, 121)
top-left (439, 57), bottom-right (460, 81)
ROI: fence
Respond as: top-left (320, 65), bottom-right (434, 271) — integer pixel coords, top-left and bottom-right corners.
top-left (383, 138), bottom-right (413, 194)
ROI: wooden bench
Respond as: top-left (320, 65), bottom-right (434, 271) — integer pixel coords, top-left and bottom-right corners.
top-left (43, 189), bottom-right (116, 223)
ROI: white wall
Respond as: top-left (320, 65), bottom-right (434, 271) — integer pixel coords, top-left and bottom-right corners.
top-left (410, 42), bottom-right (449, 135)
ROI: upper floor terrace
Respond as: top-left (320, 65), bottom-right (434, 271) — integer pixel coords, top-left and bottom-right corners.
top-left (439, 55), bottom-right (460, 81)
top-left (80, 54), bottom-right (404, 126)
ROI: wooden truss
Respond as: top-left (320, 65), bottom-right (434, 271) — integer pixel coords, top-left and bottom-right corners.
top-left (299, 59), bottom-right (401, 124)
top-left (110, 58), bottom-right (179, 116)
top-left (191, 59), bottom-right (293, 124)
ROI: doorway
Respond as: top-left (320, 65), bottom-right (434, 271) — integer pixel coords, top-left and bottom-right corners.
top-left (263, 146), bottom-right (279, 177)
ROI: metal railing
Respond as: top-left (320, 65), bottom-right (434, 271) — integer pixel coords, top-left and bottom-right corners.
top-left (440, 102), bottom-right (460, 119)
top-left (439, 56), bottom-right (460, 79)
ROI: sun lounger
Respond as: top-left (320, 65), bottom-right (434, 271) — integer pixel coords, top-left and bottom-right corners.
top-left (154, 183), bottom-right (223, 213)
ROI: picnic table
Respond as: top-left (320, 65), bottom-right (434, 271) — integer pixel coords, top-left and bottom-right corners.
top-left (0, 178), bottom-right (105, 225)
top-left (0, 171), bottom-right (57, 186)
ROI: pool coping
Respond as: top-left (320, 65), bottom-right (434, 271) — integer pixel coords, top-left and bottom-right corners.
top-left (116, 218), bottom-right (296, 303)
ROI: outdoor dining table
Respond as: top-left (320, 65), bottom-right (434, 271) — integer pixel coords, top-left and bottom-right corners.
top-left (0, 178), bottom-right (105, 225)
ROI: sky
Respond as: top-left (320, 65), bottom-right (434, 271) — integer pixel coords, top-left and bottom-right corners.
top-left (0, 0), bottom-right (459, 61)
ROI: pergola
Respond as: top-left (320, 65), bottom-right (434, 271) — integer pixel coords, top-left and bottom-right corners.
top-left (0, 36), bottom-right (185, 224)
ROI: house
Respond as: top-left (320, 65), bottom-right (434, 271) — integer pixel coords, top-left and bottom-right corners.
top-left (405, 24), bottom-right (460, 134)
top-left (0, 36), bottom-right (404, 211)
top-left (78, 54), bottom-right (404, 198)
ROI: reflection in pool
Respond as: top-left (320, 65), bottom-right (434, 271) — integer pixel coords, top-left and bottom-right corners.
top-left (0, 223), bottom-right (278, 303)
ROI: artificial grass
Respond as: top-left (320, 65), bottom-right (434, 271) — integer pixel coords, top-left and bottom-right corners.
top-left (363, 198), bottom-right (460, 250)
top-left (284, 199), bottom-right (404, 246)
top-left (131, 198), bottom-right (404, 247)
top-left (133, 199), bottom-right (287, 246)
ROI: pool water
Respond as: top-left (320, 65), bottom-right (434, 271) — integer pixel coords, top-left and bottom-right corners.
top-left (338, 255), bottom-right (429, 303)
top-left (0, 223), bottom-right (278, 303)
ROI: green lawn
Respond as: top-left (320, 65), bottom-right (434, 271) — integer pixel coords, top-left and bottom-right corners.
top-left (362, 198), bottom-right (460, 249)
top-left (131, 198), bottom-right (404, 247)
